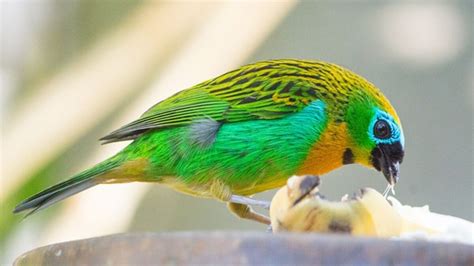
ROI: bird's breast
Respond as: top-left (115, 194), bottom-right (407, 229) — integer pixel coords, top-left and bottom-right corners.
top-left (296, 122), bottom-right (350, 176)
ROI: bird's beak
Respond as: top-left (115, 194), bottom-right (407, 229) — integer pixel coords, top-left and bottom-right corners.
top-left (371, 142), bottom-right (404, 186)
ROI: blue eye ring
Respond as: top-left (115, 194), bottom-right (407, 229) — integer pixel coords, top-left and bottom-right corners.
top-left (369, 108), bottom-right (402, 145)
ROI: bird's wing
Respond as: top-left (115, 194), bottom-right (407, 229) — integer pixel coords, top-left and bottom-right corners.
top-left (100, 60), bottom-right (322, 143)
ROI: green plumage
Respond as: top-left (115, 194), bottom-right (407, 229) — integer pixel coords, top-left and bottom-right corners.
top-left (120, 100), bottom-right (326, 196)
top-left (14, 59), bottom-right (403, 218)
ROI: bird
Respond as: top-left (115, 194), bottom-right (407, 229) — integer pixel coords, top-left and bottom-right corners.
top-left (14, 59), bottom-right (405, 225)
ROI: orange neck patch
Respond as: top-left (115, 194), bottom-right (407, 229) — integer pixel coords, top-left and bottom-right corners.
top-left (296, 122), bottom-right (351, 176)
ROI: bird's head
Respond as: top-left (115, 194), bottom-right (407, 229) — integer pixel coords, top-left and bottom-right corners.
top-left (345, 94), bottom-right (405, 186)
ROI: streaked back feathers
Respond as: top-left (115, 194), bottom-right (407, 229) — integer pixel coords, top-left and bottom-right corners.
top-left (101, 59), bottom-right (398, 143)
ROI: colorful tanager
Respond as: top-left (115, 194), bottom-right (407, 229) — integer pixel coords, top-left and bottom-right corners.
top-left (14, 59), bottom-right (405, 224)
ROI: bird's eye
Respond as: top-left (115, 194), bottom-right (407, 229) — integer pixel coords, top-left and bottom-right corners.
top-left (374, 120), bottom-right (391, 139)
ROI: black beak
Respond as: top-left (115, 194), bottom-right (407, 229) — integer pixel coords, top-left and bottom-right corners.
top-left (371, 142), bottom-right (404, 186)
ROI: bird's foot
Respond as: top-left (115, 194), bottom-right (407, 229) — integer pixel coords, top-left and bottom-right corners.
top-left (209, 179), bottom-right (271, 225)
top-left (227, 202), bottom-right (270, 225)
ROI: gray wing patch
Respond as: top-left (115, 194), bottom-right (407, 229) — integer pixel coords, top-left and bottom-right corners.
top-left (189, 118), bottom-right (222, 147)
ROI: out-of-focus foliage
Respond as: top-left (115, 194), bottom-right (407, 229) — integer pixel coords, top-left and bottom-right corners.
top-left (14, 0), bottom-right (143, 102)
top-left (2, 0), bottom-right (144, 257)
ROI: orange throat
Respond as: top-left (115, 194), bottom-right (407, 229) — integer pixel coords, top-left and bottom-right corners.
top-left (296, 122), bottom-right (351, 176)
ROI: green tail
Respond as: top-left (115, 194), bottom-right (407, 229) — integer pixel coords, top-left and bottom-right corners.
top-left (13, 156), bottom-right (123, 217)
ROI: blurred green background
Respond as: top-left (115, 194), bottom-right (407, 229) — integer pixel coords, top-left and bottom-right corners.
top-left (1, 0), bottom-right (472, 264)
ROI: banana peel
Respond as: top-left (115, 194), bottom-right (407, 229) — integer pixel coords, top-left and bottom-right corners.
top-left (270, 175), bottom-right (473, 244)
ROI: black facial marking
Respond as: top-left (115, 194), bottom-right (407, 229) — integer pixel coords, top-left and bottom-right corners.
top-left (342, 148), bottom-right (354, 165)
top-left (328, 220), bottom-right (352, 233)
top-left (370, 147), bottom-right (382, 171)
top-left (370, 142), bottom-right (404, 174)
top-left (379, 142), bottom-right (404, 163)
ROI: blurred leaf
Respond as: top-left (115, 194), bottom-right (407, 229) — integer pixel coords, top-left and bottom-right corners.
top-left (15, 0), bottom-right (144, 104)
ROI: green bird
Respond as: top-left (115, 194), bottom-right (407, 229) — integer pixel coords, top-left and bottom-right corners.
top-left (14, 59), bottom-right (405, 224)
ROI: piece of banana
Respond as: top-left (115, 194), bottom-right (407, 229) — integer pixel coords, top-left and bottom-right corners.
top-left (269, 175), bottom-right (436, 237)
